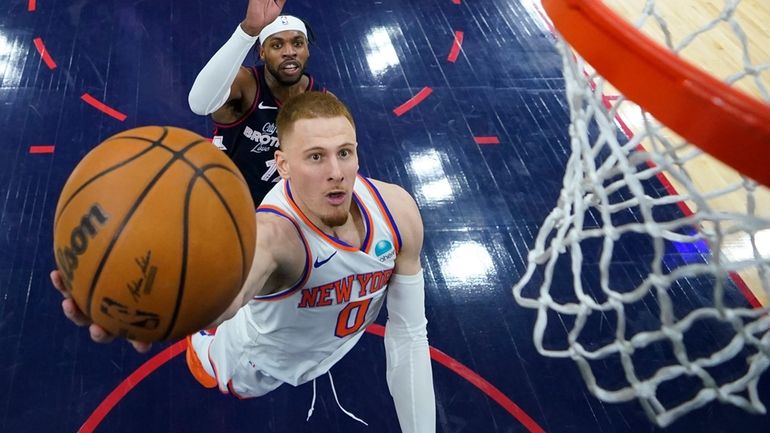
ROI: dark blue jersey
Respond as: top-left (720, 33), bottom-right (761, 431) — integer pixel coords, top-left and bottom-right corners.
top-left (212, 65), bottom-right (325, 205)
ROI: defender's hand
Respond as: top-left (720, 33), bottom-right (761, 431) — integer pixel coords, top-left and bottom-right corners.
top-left (242, 0), bottom-right (287, 36)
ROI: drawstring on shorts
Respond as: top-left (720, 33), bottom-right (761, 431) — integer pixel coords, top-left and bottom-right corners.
top-left (306, 370), bottom-right (368, 426)
top-left (306, 379), bottom-right (317, 421)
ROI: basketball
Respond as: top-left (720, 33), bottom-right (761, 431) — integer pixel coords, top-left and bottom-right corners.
top-left (52, 126), bottom-right (256, 342)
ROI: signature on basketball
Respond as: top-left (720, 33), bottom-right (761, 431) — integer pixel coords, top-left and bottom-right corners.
top-left (128, 250), bottom-right (157, 302)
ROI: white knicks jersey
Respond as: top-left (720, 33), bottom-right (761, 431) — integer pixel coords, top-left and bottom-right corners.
top-left (221, 175), bottom-right (401, 388)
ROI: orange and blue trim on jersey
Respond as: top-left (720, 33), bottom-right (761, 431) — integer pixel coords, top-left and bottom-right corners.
top-left (254, 205), bottom-right (312, 301)
top-left (283, 181), bottom-right (374, 253)
top-left (359, 175), bottom-right (402, 254)
top-left (353, 193), bottom-right (374, 252)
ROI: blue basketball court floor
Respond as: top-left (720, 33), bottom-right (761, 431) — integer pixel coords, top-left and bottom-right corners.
top-left (1, 0), bottom-right (768, 432)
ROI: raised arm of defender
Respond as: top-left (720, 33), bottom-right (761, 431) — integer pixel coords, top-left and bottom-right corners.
top-left (188, 0), bottom-right (286, 118)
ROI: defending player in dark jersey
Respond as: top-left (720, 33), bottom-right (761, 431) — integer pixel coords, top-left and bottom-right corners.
top-left (210, 65), bottom-right (325, 202)
top-left (188, 0), bottom-right (327, 204)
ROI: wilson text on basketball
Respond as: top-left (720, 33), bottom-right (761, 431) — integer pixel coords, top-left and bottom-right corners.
top-left (56, 204), bottom-right (110, 288)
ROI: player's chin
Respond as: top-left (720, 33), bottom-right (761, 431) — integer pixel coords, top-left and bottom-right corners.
top-left (320, 209), bottom-right (348, 228)
top-left (276, 70), bottom-right (304, 86)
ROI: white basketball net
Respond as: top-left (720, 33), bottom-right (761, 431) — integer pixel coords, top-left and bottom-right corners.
top-left (513, 0), bottom-right (770, 427)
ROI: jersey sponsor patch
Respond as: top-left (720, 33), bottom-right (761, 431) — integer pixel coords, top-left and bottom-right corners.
top-left (374, 239), bottom-right (395, 262)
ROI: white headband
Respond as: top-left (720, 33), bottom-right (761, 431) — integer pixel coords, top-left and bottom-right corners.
top-left (259, 15), bottom-right (308, 45)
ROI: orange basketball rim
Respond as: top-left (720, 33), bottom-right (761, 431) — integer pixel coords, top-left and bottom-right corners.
top-left (543, 0), bottom-right (770, 188)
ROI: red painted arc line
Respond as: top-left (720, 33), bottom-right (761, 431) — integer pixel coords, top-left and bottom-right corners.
top-left (393, 87), bottom-right (433, 117)
top-left (534, 2), bottom-right (760, 309)
top-left (79, 325), bottom-right (546, 433)
top-left (365, 324), bottom-right (546, 433)
top-left (474, 136), bottom-right (500, 145)
top-left (33, 37), bottom-right (56, 70)
top-left (28, 0), bottom-right (36, 12)
top-left (78, 341), bottom-right (186, 433)
top-left (452, 0), bottom-right (461, 4)
top-left (448, 31), bottom-right (464, 63)
top-left (428, 347), bottom-right (546, 433)
top-left (29, 145), bottom-right (55, 154)
top-left (81, 93), bottom-right (128, 121)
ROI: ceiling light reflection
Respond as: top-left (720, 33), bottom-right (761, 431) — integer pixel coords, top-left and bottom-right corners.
top-left (409, 150), bottom-right (455, 204)
top-left (442, 241), bottom-right (494, 281)
top-left (0, 32), bottom-right (24, 88)
top-left (409, 150), bottom-right (443, 178)
top-left (365, 27), bottom-right (400, 77)
top-left (418, 178), bottom-right (453, 202)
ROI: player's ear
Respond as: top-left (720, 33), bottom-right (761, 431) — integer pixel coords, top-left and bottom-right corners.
top-left (275, 149), bottom-right (289, 180)
top-left (259, 45), bottom-right (266, 61)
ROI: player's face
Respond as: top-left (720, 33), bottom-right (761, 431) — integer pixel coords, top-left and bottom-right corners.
top-left (259, 31), bottom-right (309, 86)
top-left (275, 116), bottom-right (358, 229)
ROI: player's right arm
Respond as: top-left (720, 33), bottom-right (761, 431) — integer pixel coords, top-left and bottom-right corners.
top-left (204, 210), bottom-right (306, 326)
top-left (187, 0), bottom-right (286, 121)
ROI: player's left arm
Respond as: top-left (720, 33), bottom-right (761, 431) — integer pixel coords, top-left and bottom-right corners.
top-left (373, 180), bottom-right (436, 433)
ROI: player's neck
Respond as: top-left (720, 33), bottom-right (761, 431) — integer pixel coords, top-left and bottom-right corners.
top-left (331, 204), bottom-right (364, 248)
top-left (299, 200), bottom-right (365, 249)
top-left (265, 70), bottom-right (308, 103)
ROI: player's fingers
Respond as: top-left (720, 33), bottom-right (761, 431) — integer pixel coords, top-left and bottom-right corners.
top-left (61, 298), bottom-right (91, 327)
top-left (50, 269), bottom-right (68, 295)
top-left (130, 340), bottom-right (152, 353)
top-left (89, 324), bottom-right (116, 344)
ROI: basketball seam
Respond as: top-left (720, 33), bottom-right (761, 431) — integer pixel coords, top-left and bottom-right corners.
top-left (167, 160), bottom-right (251, 282)
top-left (196, 165), bottom-right (252, 286)
top-left (85, 136), bottom-right (209, 336)
top-left (160, 163), bottom-right (251, 341)
top-left (161, 170), bottom-right (194, 341)
top-left (53, 134), bottom-right (164, 231)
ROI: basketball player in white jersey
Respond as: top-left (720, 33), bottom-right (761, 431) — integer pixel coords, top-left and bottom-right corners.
top-left (51, 92), bottom-right (436, 432)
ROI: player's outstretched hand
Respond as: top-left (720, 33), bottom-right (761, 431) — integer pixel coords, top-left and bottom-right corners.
top-left (50, 270), bottom-right (152, 353)
top-left (242, 0), bottom-right (287, 36)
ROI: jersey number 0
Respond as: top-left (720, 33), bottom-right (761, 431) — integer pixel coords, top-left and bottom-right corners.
top-left (335, 298), bottom-right (372, 338)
